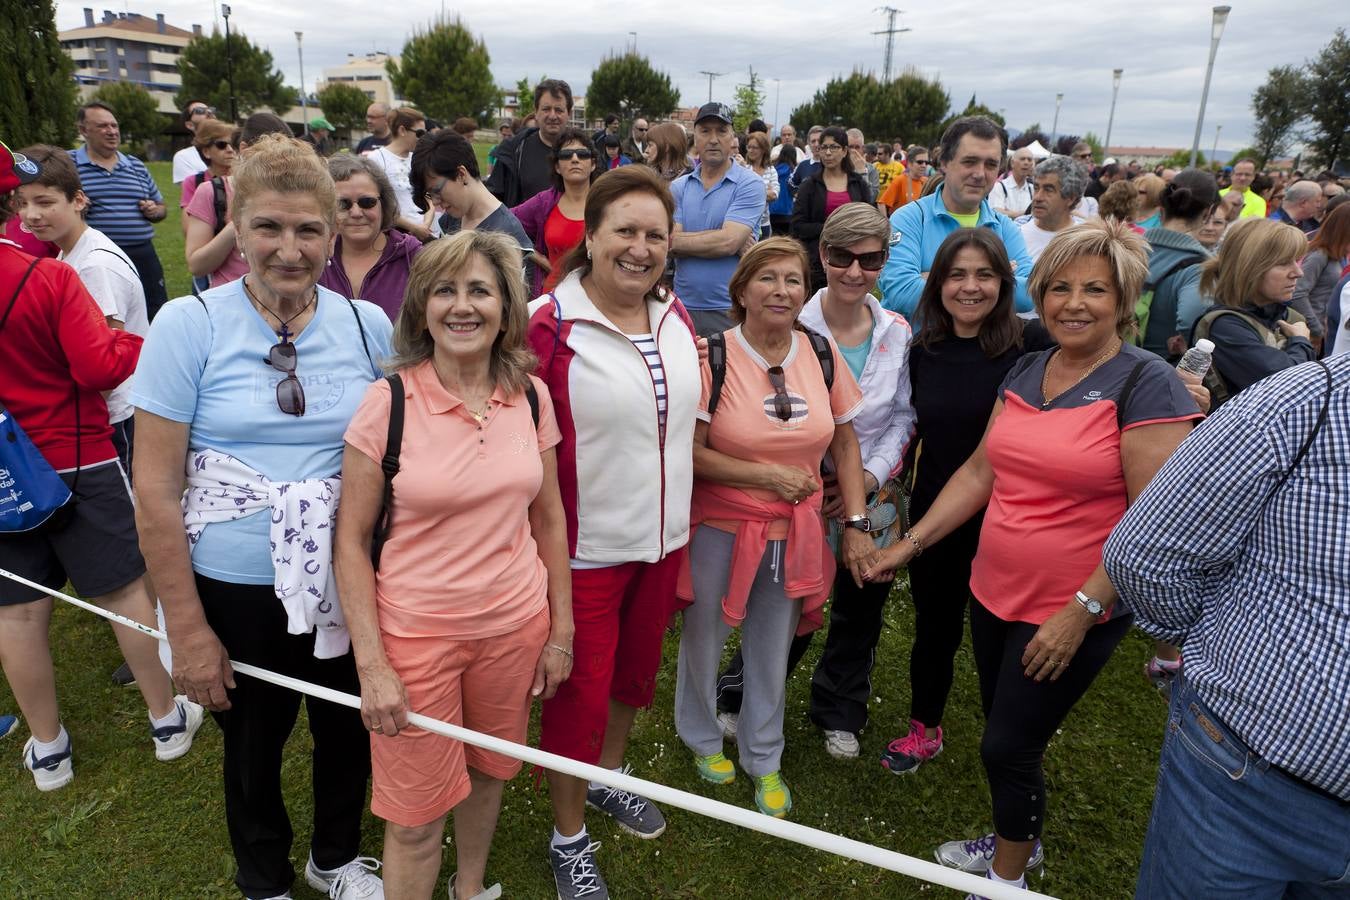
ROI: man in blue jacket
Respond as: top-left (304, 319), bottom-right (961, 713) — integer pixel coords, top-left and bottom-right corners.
top-left (879, 116), bottom-right (1034, 316)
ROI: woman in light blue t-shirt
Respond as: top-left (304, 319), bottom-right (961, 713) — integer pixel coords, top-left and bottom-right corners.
top-left (132, 134), bottom-right (393, 900)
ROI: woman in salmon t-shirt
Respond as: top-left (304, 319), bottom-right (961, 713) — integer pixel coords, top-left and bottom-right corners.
top-left (864, 219), bottom-right (1203, 895)
top-left (674, 237), bottom-right (873, 819)
top-left (335, 231), bottom-right (573, 899)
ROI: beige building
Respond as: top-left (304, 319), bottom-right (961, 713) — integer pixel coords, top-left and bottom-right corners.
top-left (60, 8), bottom-right (204, 116)
top-left (316, 53), bottom-right (403, 108)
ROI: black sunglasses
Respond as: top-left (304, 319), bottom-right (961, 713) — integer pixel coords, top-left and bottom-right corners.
top-left (766, 366), bottom-right (792, 422)
top-left (209, 140), bottom-right (231, 151)
top-left (265, 341), bottom-right (305, 417)
top-left (557, 148), bottom-right (594, 161)
top-left (825, 246), bottom-right (888, 271)
top-left (189, 106), bottom-right (213, 116)
top-left (337, 196), bottom-right (380, 211)
top-left (412, 128), bottom-right (427, 138)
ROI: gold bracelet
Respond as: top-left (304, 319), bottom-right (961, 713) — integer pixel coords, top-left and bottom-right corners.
top-left (546, 643), bottom-right (574, 659)
top-left (902, 530), bottom-right (925, 557)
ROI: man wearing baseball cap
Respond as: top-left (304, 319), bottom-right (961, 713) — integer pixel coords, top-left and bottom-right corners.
top-left (669, 102), bottom-right (767, 336)
top-left (303, 116), bottom-right (336, 157)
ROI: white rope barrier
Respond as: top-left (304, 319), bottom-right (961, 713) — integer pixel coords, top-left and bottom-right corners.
top-left (0, 565), bottom-right (1057, 900)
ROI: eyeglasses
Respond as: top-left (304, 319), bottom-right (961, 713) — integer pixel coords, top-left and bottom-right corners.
top-left (824, 246), bottom-right (888, 271)
top-left (634, 127), bottom-right (649, 133)
top-left (412, 128), bottom-right (427, 138)
top-left (209, 140), bottom-right (231, 151)
top-left (189, 106), bottom-right (213, 117)
top-left (766, 366), bottom-right (792, 422)
top-left (1073, 152), bottom-right (1093, 160)
top-left (265, 340), bottom-right (305, 417)
top-left (425, 177), bottom-right (448, 199)
top-left (557, 148), bottom-right (594, 161)
top-left (818, 144), bottom-right (845, 153)
top-left (338, 196), bottom-right (380, 212)
top-left (912, 159), bottom-right (929, 168)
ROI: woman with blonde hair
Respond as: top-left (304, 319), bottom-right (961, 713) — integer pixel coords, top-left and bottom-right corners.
top-left (336, 230), bottom-right (572, 899)
top-left (1190, 217), bottom-right (1314, 405)
top-left (644, 122), bottom-right (691, 183)
top-left (1133, 173), bottom-right (1166, 229)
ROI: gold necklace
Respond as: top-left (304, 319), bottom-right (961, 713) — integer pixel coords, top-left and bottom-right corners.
top-left (1041, 338), bottom-right (1121, 406)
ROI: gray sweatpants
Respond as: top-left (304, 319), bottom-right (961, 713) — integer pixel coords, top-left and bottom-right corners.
top-left (675, 526), bottom-right (802, 777)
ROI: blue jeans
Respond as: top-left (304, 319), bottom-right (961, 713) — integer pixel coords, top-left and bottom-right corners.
top-left (1136, 677), bottom-right (1350, 899)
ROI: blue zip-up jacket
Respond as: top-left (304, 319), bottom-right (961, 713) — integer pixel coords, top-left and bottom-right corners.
top-left (1140, 227), bottom-right (1212, 360)
top-left (878, 189), bottom-right (1034, 317)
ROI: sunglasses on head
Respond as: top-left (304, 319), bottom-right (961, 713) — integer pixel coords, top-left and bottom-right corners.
top-left (557, 148), bottom-right (594, 161)
top-left (337, 196), bottom-right (380, 211)
top-left (766, 366), bottom-right (793, 422)
top-left (265, 341), bottom-right (305, 417)
top-left (824, 246), bottom-right (888, 271)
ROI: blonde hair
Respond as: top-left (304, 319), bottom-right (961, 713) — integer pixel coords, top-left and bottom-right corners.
top-left (1134, 173), bottom-right (1165, 215)
top-left (1029, 218), bottom-right (1149, 336)
top-left (1098, 180), bottom-right (1138, 223)
top-left (388, 231), bottom-right (536, 395)
top-left (230, 133), bottom-right (336, 230)
top-left (820, 202), bottom-right (891, 250)
top-left (1199, 217), bottom-right (1307, 308)
top-left (727, 237), bottom-right (811, 325)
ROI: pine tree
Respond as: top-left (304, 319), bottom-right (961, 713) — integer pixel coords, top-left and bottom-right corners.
top-left (0, 0), bottom-right (77, 148)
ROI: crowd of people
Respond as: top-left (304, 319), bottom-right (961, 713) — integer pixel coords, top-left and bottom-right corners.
top-left (1, 74), bottom-right (1347, 900)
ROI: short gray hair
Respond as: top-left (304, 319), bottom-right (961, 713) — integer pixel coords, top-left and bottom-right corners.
top-left (328, 154), bottom-right (400, 232)
top-left (1034, 155), bottom-right (1087, 203)
top-left (1285, 180), bottom-right (1321, 204)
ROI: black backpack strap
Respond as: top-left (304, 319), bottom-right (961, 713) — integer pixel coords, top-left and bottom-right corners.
top-left (1272, 361), bottom-right (1332, 496)
top-left (210, 176), bottom-right (228, 237)
top-left (346, 299), bottom-right (377, 378)
top-left (0, 256), bottom-right (41, 333)
top-left (526, 382), bottom-right (540, 427)
top-left (706, 331), bottom-right (727, 417)
top-left (803, 326), bottom-right (834, 390)
top-left (194, 171), bottom-right (207, 187)
top-left (1116, 360), bottom-right (1148, 430)
top-left (370, 373), bottom-right (405, 570)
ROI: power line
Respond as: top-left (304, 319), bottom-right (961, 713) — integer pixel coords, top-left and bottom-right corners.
top-left (872, 7), bottom-right (911, 83)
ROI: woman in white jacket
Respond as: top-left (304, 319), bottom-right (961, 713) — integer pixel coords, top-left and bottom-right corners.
top-left (716, 203), bottom-right (916, 761)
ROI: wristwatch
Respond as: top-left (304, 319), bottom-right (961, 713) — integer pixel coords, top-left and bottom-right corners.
top-left (842, 514), bottom-right (872, 532)
top-left (1074, 590), bottom-right (1109, 622)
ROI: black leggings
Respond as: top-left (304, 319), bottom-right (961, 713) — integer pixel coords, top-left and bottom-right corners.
top-left (905, 514), bottom-right (982, 728)
top-left (969, 598), bottom-right (1131, 841)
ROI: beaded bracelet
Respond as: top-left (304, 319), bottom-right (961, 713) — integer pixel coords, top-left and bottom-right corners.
top-left (902, 530), bottom-right (925, 557)
top-left (546, 643), bottom-right (574, 659)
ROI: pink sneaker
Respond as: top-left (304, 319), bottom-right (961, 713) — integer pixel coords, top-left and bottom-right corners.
top-left (880, 719), bottom-right (943, 775)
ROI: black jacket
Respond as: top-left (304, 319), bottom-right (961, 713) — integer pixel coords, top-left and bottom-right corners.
top-left (791, 170), bottom-right (872, 290)
top-left (485, 127), bottom-right (545, 208)
top-left (1201, 302), bottom-right (1317, 399)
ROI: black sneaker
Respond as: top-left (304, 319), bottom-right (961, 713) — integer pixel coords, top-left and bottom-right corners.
top-left (549, 835), bottom-right (608, 899)
top-left (112, 662), bottom-right (136, 687)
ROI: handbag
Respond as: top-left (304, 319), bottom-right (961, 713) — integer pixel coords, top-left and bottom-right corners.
top-left (826, 476), bottom-right (908, 557)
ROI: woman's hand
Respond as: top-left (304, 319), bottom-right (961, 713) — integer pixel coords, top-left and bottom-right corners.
top-left (820, 475), bottom-right (844, 518)
top-left (1175, 369), bottom-right (1211, 414)
top-left (861, 540), bottom-right (914, 582)
top-left (1276, 319), bottom-right (1311, 341)
top-left (171, 624), bottom-right (236, 711)
top-left (359, 660), bottom-right (411, 737)
top-left (763, 464), bottom-right (818, 504)
top-left (840, 527), bottom-right (874, 588)
top-left (532, 640), bottom-right (574, 701)
top-left (1020, 601), bottom-right (1096, 682)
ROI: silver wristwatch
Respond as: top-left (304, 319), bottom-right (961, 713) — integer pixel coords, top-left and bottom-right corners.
top-left (1074, 590), bottom-right (1108, 621)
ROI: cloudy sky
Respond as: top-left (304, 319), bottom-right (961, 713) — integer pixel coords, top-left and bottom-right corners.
top-left (57, 0), bottom-right (1341, 153)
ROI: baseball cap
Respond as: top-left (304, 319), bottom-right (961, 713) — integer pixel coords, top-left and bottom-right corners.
top-left (0, 141), bottom-right (40, 194)
top-left (695, 102), bottom-right (733, 126)
top-left (309, 116), bottom-right (334, 131)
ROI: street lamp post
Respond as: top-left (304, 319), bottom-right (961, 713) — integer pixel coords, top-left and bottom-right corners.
top-left (221, 4), bottom-right (236, 122)
top-left (1051, 92), bottom-right (1063, 146)
top-left (296, 31), bottom-right (307, 136)
top-left (1103, 69), bottom-right (1123, 159)
top-left (629, 31), bottom-right (637, 53)
top-left (773, 78), bottom-right (781, 131)
top-left (1189, 6), bottom-right (1232, 168)
top-left (1211, 124), bottom-right (1222, 161)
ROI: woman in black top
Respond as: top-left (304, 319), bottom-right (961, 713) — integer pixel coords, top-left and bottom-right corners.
top-left (879, 229), bottom-right (1052, 778)
top-left (791, 126), bottom-right (873, 292)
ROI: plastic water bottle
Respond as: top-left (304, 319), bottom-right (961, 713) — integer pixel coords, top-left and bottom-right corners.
top-left (1176, 339), bottom-right (1215, 379)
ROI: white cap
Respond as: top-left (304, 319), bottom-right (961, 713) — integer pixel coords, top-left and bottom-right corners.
top-left (1195, 339), bottom-right (1215, 353)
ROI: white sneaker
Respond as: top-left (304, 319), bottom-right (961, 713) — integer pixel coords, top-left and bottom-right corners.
top-left (449, 873), bottom-right (502, 899)
top-left (152, 696), bottom-right (205, 761)
top-left (23, 734), bottom-right (74, 792)
top-left (824, 729), bottom-right (860, 759)
top-left (717, 711), bottom-right (739, 740)
top-left (306, 855), bottom-right (385, 899)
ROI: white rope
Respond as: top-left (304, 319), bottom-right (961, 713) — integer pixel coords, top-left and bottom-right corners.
top-left (0, 565), bottom-right (1057, 900)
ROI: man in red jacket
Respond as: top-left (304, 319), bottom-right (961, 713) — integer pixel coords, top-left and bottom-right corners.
top-left (0, 140), bottom-right (203, 792)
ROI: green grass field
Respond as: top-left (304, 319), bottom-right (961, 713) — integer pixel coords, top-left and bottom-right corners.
top-left (0, 160), bottom-right (1167, 899)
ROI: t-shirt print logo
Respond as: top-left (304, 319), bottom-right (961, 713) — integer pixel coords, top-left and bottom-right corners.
top-left (761, 391), bottom-right (808, 425)
top-left (1083, 390), bottom-right (1105, 401)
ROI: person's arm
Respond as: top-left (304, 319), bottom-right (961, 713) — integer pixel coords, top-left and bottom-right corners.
top-left (790, 178), bottom-right (824, 241)
top-left (1209, 311), bottom-right (1315, 393)
top-left (672, 174), bottom-right (764, 258)
top-left (1173, 267), bottom-right (1209, 342)
top-left (999, 218), bottom-right (1035, 312)
top-left (877, 204), bottom-right (925, 315)
top-left (138, 165), bottom-right (166, 221)
top-left (1293, 252), bottom-right (1330, 335)
top-left (827, 420), bottom-right (874, 587)
top-left (56, 271), bottom-right (141, 390)
top-left (863, 343), bottom-right (916, 488)
top-left (527, 446), bottom-right (574, 699)
top-left (692, 420), bottom-right (818, 501)
top-left (1019, 419), bottom-right (1194, 681)
top-left (132, 409), bottom-right (235, 710)
top-left (184, 213), bottom-right (237, 278)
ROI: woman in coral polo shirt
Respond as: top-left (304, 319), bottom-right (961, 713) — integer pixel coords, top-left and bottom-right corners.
top-left (336, 231), bottom-right (573, 899)
top-left (864, 220), bottom-right (1203, 897)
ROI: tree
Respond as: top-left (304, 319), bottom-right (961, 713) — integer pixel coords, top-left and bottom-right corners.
top-left (515, 76), bottom-right (537, 121)
top-left (789, 69), bottom-right (948, 147)
top-left (585, 53), bottom-right (680, 122)
top-left (1053, 134), bottom-right (1082, 156)
top-left (1160, 148), bottom-right (1205, 169)
top-left (0, 0), bottom-right (77, 148)
top-left (317, 82), bottom-right (369, 135)
top-left (938, 94), bottom-right (1005, 136)
top-left (90, 82), bottom-right (165, 156)
top-left (1250, 65), bottom-right (1308, 166)
top-left (1012, 124), bottom-right (1049, 150)
top-left (1301, 28), bottom-right (1350, 169)
top-left (732, 69), bottom-right (764, 133)
top-left (177, 29), bottom-right (294, 120)
top-left (387, 16), bottom-right (499, 123)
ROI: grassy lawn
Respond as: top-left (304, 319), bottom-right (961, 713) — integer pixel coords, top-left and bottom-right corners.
top-left (0, 159), bottom-right (1166, 898)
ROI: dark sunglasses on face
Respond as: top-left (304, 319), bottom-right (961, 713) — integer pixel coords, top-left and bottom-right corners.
top-left (337, 196), bottom-right (380, 211)
top-left (557, 148), bottom-right (594, 161)
top-left (265, 341), bottom-right (305, 417)
top-left (189, 106), bottom-right (213, 116)
top-left (766, 366), bottom-right (793, 422)
top-left (209, 140), bottom-right (231, 151)
top-left (825, 246), bottom-right (888, 271)
top-left (412, 128), bottom-right (427, 138)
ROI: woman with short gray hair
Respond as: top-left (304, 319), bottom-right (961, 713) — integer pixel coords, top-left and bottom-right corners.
top-left (320, 153), bottom-right (423, 321)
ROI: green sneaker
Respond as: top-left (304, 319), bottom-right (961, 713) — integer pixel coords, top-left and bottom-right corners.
top-left (752, 771), bottom-right (792, 818)
top-left (694, 752), bottom-right (736, 785)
